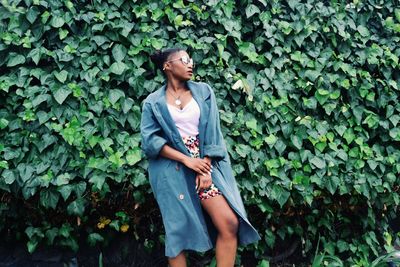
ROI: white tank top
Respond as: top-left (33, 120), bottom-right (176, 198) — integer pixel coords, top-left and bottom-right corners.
top-left (167, 97), bottom-right (200, 138)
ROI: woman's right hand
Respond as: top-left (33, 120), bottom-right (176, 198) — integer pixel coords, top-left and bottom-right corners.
top-left (183, 157), bottom-right (213, 175)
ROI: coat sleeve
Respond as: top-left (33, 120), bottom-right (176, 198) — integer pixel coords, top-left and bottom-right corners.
top-left (203, 84), bottom-right (227, 160)
top-left (140, 101), bottom-right (168, 159)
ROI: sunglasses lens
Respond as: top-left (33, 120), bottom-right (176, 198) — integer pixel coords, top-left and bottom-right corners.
top-left (181, 56), bottom-right (188, 64)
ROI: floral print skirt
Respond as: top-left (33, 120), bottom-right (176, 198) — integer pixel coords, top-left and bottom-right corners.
top-left (182, 135), bottom-right (222, 201)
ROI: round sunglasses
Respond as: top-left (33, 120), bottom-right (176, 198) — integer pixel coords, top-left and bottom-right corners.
top-left (166, 55), bottom-right (194, 67)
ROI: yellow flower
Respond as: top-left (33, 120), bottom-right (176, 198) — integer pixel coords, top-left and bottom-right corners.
top-left (97, 216), bottom-right (111, 229)
top-left (120, 224), bottom-right (129, 233)
top-left (99, 216), bottom-right (111, 225)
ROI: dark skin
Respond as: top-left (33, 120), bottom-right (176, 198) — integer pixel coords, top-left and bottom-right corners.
top-left (158, 50), bottom-right (239, 267)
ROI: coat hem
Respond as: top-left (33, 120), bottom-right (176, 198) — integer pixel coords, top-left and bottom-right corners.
top-left (166, 244), bottom-right (214, 258)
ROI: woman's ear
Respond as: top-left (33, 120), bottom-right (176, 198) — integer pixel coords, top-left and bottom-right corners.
top-left (163, 62), bottom-right (171, 71)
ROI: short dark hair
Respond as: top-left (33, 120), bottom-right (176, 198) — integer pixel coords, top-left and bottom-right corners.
top-left (150, 48), bottom-right (184, 72)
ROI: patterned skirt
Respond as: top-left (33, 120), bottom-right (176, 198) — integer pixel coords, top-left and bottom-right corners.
top-left (182, 135), bottom-right (222, 201)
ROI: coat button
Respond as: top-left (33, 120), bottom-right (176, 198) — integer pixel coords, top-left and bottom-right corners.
top-left (175, 164), bottom-right (180, 171)
top-left (179, 194), bottom-right (184, 200)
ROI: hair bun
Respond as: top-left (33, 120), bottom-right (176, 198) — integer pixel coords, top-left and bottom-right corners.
top-left (150, 50), bottom-right (163, 65)
top-left (149, 47), bottom-right (184, 72)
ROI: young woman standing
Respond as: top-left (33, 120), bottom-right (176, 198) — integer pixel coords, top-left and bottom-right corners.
top-left (140, 48), bottom-right (260, 267)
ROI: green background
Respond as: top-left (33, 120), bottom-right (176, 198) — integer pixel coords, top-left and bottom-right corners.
top-left (1, 0), bottom-right (400, 265)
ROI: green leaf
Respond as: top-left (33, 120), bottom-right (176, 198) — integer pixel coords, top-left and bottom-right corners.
top-left (40, 189), bottom-right (60, 209)
top-left (271, 184), bottom-right (290, 207)
top-left (18, 164), bottom-right (35, 183)
top-left (88, 157), bottom-right (109, 171)
top-left (258, 259), bottom-right (270, 267)
top-left (67, 198), bottom-right (86, 216)
top-left (45, 228), bottom-right (58, 244)
top-left (174, 15), bottom-right (183, 26)
top-left (357, 25), bottom-right (369, 37)
top-left (126, 148), bottom-right (142, 166)
top-left (151, 38), bottom-right (164, 49)
top-left (310, 156), bottom-right (326, 169)
top-left (0, 160), bottom-right (9, 169)
top-left (28, 48), bottom-right (41, 65)
top-left (58, 185), bottom-right (73, 201)
top-left (245, 4), bottom-right (260, 18)
top-left (27, 239), bottom-right (39, 253)
top-left (245, 118), bottom-right (258, 131)
top-left (110, 62), bottom-right (127, 75)
top-left (2, 170), bottom-right (15, 184)
top-left (26, 6), bottom-right (40, 23)
top-left (108, 151), bottom-right (125, 167)
top-left (304, 70), bottom-right (320, 82)
top-left (89, 174), bottom-right (106, 190)
top-left (7, 54), bottom-right (26, 67)
top-left (343, 128), bottom-right (355, 144)
top-left (334, 125), bottom-right (346, 136)
top-left (32, 94), bottom-right (50, 107)
top-left (238, 42), bottom-right (259, 62)
top-left (74, 181), bottom-right (87, 198)
top-left (59, 28), bottom-right (68, 40)
top-left (122, 98), bottom-right (134, 114)
top-left (88, 233), bottom-right (104, 246)
top-left (109, 89), bottom-right (125, 105)
top-left (0, 118), bottom-right (9, 129)
top-left (53, 87), bottom-right (71, 104)
top-left (291, 135), bottom-right (302, 150)
top-left (325, 175), bottom-right (340, 194)
top-left (50, 16), bottom-right (65, 28)
top-left (264, 134), bottom-right (277, 147)
top-left (112, 44), bottom-right (127, 62)
top-left (55, 70), bottom-right (68, 83)
top-left (235, 144), bottom-right (251, 158)
top-left (133, 173), bottom-right (147, 187)
top-left (395, 8), bottom-right (400, 22)
top-left (54, 173), bottom-right (72, 186)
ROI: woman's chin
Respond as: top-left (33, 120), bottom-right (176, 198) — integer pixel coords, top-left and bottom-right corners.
top-left (181, 76), bottom-right (192, 81)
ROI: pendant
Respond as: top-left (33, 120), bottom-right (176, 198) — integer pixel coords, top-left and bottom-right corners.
top-left (175, 99), bottom-right (182, 106)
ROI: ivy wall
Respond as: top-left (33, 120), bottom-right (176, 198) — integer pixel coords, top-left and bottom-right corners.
top-left (1, 0), bottom-right (400, 265)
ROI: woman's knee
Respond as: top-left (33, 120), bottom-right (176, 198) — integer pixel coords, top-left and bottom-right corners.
top-left (220, 215), bottom-right (239, 236)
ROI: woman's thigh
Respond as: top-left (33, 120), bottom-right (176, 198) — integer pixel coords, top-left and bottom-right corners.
top-left (200, 195), bottom-right (239, 234)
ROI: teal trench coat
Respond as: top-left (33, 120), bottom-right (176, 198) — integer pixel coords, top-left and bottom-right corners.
top-left (140, 81), bottom-right (261, 257)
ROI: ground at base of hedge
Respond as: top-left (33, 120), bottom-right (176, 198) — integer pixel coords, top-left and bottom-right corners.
top-left (0, 233), bottom-right (306, 267)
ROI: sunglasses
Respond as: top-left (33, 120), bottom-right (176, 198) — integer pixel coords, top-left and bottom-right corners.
top-left (166, 55), bottom-right (194, 67)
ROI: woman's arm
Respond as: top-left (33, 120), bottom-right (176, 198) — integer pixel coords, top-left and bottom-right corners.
top-left (140, 102), bottom-right (168, 159)
top-left (160, 145), bottom-right (212, 175)
top-left (202, 84), bottom-right (227, 160)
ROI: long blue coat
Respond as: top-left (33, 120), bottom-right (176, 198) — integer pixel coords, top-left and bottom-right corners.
top-left (140, 80), bottom-right (261, 257)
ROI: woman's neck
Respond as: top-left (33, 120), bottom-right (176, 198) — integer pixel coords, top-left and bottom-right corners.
top-left (167, 79), bottom-right (187, 93)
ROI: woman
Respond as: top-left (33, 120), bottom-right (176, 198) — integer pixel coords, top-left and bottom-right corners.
top-left (140, 48), bottom-right (260, 267)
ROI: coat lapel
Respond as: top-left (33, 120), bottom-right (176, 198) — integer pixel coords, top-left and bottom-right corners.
top-left (187, 81), bottom-right (210, 158)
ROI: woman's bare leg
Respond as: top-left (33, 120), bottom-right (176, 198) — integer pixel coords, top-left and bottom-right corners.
top-left (168, 251), bottom-right (187, 267)
top-left (201, 195), bottom-right (239, 267)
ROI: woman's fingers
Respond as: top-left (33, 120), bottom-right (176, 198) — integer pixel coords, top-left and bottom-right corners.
top-left (201, 162), bottom-right (212, 174)
top-left (195, 176), bottom-right (199, 190)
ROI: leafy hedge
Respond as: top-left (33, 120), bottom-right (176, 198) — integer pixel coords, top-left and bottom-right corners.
top-left (1, 0), bottom-right (400, 265)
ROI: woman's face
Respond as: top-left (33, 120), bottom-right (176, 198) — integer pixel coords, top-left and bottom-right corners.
top-left (164, 50), bottom-right (194, 81)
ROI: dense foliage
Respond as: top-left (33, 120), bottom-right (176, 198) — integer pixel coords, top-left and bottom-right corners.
top-left (1, 0), bottom-right (400, 265)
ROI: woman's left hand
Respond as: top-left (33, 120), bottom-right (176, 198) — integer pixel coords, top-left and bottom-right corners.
top-left (195, 173), bottom-right (212, 192)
